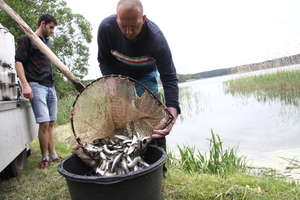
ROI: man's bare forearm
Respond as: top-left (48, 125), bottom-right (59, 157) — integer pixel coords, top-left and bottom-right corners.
top-left (15, 61), bottom-right (29, 87)
top-left (15, 61), bottom-right (32, 99)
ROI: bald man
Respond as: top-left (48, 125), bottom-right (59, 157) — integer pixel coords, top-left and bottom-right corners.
top-left (97, 0), bottom-right (180, 173)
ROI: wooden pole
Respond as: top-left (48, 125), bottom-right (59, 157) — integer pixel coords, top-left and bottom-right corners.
top-left (0, 0), bottom-right (85, 92)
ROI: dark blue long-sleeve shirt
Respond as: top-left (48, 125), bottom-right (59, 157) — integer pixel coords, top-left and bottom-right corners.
top-left (97, 15), bottom-right (180, 113)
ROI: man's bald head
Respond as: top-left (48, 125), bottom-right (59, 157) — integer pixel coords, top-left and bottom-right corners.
top-left (116, 0), bottom-right (146, 40)
top-left (117, 0), bottom-right (143, 15)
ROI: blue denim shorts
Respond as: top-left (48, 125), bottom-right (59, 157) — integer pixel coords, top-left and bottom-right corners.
top-left (29, 82), bottom-right (57, 123)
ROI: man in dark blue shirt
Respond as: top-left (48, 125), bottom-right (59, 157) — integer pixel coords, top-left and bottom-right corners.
top-left (97, 0), bottom-right (180, 142)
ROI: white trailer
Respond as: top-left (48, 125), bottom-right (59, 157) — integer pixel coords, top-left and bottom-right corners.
top-left (0, 24), bottom-right (37, 177)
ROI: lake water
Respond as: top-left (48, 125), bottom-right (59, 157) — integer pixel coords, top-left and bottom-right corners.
top-left (168, 65), bottom-right (300, 169)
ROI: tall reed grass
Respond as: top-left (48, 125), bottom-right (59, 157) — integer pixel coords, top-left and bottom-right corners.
top-left (224, 69), bottom-right (300, 105)
top-left (169, 130), bottom-right (246, 177)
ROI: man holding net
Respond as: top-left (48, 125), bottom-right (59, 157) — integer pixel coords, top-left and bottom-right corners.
top-left (97, 0), bottom-right (180, 174)
top-left (98, 0), bottom-right (180, 134)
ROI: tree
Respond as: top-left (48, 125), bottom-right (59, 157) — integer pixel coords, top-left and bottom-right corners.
top-left (0, 0), bottom-right (92, 98)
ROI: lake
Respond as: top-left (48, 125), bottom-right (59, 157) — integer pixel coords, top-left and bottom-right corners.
top-left (168, 65), bottom-right (300, 170)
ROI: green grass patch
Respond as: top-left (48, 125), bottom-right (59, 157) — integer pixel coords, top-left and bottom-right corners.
top-left (224, 69), bottom-right (300, 105)
top-left (163, 168), bottom-right (300, 200)
top-left (0, 140), bottom-right (71, 200)
top-left (169, 130), bottom-right (246, 177)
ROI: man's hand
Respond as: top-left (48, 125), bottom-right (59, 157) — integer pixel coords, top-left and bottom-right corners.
top-left (22, 84), bottom-right (33, 99)
top-left (152, 107), bottom-right (178, 139)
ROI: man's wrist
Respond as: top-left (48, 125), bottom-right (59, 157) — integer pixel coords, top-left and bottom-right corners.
top-left (21, 81), bottom-right (30, 88)
top-left (167, 107), bottom-right (178, 119)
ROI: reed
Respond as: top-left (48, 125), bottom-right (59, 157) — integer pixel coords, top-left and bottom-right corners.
top-left (224, 69), bottom-right (300, 105)
top-left (171, 130), bottom-right (246, 176)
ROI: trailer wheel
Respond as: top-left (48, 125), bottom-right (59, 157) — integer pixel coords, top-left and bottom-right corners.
top-left (1, 149), bottom-right (28, 178)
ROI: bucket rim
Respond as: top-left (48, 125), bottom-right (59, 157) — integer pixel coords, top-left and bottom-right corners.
top-left (57, 145), bottom-right (167, 185)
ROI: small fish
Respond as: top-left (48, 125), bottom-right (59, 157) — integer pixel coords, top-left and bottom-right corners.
top-left (103, 144), bottom-right (118, 154)
top-left (111, 153), bottom-right (123, 172)
top-left (114, 135), bottom-right (130, 141)
top-left (121, 158), bottom-right (129, 173)
top-left (128, 156), bottom-right (142, 168)
top-left (84, 144), bottom-right (102, 152)
top-left (81, 131), bottom-right (151, 176)
top-left (126, 145), bottom-right (135, 155)
top-left (99, 151), bottom-right (107, 160)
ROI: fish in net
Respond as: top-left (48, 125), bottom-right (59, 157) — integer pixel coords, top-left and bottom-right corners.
top-left (70, 75), bottom-right (173, 176)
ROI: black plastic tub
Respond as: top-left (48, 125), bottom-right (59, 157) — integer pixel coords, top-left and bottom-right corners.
top-left (57, 145), bottom-right (167, 200)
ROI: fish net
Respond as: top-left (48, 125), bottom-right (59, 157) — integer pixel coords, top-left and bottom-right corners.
top-left (71, 75), bottom-right (173, 146)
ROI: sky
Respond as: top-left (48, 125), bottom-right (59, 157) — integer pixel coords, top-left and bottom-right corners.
top-left (65, 0), bottom-right (300, 80)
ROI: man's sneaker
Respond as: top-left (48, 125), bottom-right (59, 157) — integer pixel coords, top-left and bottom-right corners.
top-left (39, 159), bottom-right (49, 169)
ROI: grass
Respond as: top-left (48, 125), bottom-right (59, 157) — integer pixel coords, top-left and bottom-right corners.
top-left (1, 132), bottom-right (299, 200)
top-left (224, 69), bottom-right (300, 105)
top-left (163, 169), bottom-right (300, 200)
top-left (56, 95), bottom-right (76, 126)
top-left (172, 130), bottom-right (246, 176)
top-left (0, 140), bottom-right (71, 200)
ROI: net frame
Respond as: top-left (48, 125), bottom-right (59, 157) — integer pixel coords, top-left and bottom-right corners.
top-left (70, 75), bottom-right (174, 145)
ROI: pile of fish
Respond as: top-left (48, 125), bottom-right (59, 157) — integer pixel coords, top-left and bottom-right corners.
top-left (82, 133), bottom-right (151, 176)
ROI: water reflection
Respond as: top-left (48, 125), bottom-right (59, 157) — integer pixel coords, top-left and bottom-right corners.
top-left (224, 80), bottom-right (300, 107)
top-left (178, 86), bottom-right (203, 121)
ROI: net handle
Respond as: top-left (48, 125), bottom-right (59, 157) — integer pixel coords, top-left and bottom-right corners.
top-left (71, 75), bottom-right (174, 145)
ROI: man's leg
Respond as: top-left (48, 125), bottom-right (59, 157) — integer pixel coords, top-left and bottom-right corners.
top-left (38, 121), bottom-right (50, 156)
top-left (48, 121), bottom-right (60, 161)
top-left (38, 121), bottom-right (50, 168)
top-left (48, 121), bottom-right (54, 153)
top-left (47, 86), bottom-right (59, 162)
top-left (29, 82), bottom-right (51, 168)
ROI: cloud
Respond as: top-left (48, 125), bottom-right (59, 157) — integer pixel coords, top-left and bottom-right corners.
top-left (66, 0), bottom-right (300, 78)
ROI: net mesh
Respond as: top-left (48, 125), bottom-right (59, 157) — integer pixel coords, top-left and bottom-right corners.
top-left (71, 75), bottom-right (172, 145)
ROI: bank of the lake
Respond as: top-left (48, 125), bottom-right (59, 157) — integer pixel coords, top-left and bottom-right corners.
top-left (169, 66), bottom-right (300, 178)
top-left (54, 66), bottom-right (300, 180)
top-left (16, 66), bottom-right (297, 200)
top-left (0, 132), bottom-right (299, 200)
top-left (221, 68), bottom-right (300, 178)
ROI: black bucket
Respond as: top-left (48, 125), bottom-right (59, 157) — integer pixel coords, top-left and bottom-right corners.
top-left (57, 145), bottom-right (167, 200)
